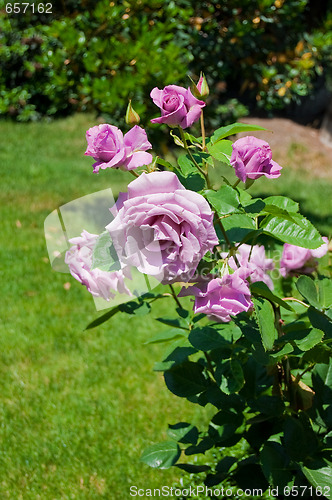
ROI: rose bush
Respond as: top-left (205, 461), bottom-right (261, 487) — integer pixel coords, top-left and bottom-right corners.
top-left (85, 124), bottom-right (152, 173)
top-left (50, 78), bottom-right (332, 496)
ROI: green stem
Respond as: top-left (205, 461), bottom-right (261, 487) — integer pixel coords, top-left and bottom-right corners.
top-left (178, 127), bottom-right (210, 187)
top-left (204, 351), bottom-right (215, 379)
top-left (200, 110), bottom-right (206, 152)
top-left (169, 284), bottom-right (183, 309)
top-left (273, 304), bottom-right (293, 405)
top-left (129, 170), bottom-right (140, 178)
top-left (282, 297), bottom-right (309, 308)
top-left (216, 217), bottom-right (240, 268)
top-left (232, 179), bottom-right (241, 188)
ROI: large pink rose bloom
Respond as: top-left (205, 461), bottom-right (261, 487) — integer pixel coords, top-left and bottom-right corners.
top-left (85, 124), bottom-right (152, 173)
top-left (65, 230), bottom-right (132, 300)
top-left (230, 136), bottom-right (282, 182)
top-left (280, 238), bottom-right (329, 277)
top-left (179, 270), bottom-right (253, 323)
top-left (106, 171), bottom-right (218, 284)
top-left (150, 85), bottom-right (205, 129)
top-left (225, 243), bottom-right (275, 290)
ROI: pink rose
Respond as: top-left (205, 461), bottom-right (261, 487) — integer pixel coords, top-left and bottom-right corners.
top-left (280, 238), bottom-right (329, 277)
top-left (65, 230), bottom-right (132, 300)
top-left (225, 243), bottom-right (275, 290)
top-left (84, 124), bottom-right (152, 173)
top-left (179, 270), bottom-right (253, 323)
top-left (230, 136), bottom-right (282, 182)
top-left (150, 85), bottom-right (205, 129)
top-left (106, 171), bottom-right (218, 284)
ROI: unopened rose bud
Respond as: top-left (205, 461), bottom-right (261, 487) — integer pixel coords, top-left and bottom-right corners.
top-left (125, 100), bottom-right (140, 126)
top-left (192, 73), bottom-right (209, 99)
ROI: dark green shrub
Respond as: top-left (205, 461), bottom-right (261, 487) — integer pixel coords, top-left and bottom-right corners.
top-left (1, 0), bottom-right (331, 124)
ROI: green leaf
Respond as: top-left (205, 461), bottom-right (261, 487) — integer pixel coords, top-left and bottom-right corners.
top-left (242, 198), bottom-right (265, 217)
top-left (216, 359), bottom-right (245, 394)
top-left (301, 463), bottom-right (332, 496)
top-left (261, 213), bottom-right (324, 249)
top-left (145, 328), bottom-right (187, 345)
top-left (156, 157), bottom-right (174, 169)
top-left (296, 276), bottom-right (321, 309)
top-left (253, 297), bottom-right (277, 351)
top-left (91, 232), bottom-right (121, 271)
top-left (205, 185), bottom-right (240, 215)
top-left (85, 305), bottom-right (120, 330)
top-left (167, 422), bottom-right (198, 444)
top-left (284, 417), bottom-right (307, 461)
top-left (176, 463), bottom-right (210, 473)
top-left (164, 361), bottom-right (208, 397)
top-left (156, 317), bottom-right (189, 330)
top-left (140, 441), bottom-right (181, 469)
top-left (312, 360), bottom-right (332, 405)
top-left (262, 205), bottom-right (299, 225)
top-left (207, 139), bottom-right (233, 162)
top-left (260, 442), bottom-right (293, 489)
top-left (278, 328), bottom-right (324, 352)
top-left (119, 300), bottom-right (151, 316)
top-left (189, 324), bottom-right (242, 352)
top-left (177, 154), bottom-right (196, 175)
top-left (263, 196), bottom-right (299, 213)
top-left (210, 408), bottom-right (244, 441)
top-left (211, 122), bottom-right (265, 143)
top-left (318, 278), bottom-right (332, 310)
top-left (250, 281), bottom-right (294, 311)
top-left (308, 308), bottom-right (332, 337)
top-left (218, 213), bottom-right (256, 243)
top-left (175, 168), bottom-right (205, 192)
top-left (184, 132), bottom-right (202, 146)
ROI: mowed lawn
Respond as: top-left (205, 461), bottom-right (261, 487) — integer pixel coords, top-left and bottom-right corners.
top-left (0, 114), bottom-right (331, 499)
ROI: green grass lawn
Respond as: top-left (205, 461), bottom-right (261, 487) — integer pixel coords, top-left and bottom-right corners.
top-left (1, 114), bottom-right (331, 499)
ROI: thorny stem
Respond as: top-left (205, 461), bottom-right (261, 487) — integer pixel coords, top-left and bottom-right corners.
top-left (169, 284), bottom-right (183, 309)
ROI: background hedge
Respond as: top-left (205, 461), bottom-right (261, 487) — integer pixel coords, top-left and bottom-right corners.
top-left (1, 0), bottom-right (331, 125)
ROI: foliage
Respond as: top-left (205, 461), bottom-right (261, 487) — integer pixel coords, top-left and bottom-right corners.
top-left (191, 0), bottom-right (332, 119)
top-left (0, 0), bottom-right (194, 123)
top-left (1, 0), bottom-right (332, 124)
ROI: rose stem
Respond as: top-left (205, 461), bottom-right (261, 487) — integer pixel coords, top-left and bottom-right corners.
top-left (216, 217), bottom-right (240, 267)
top-left (178, 127), bottom-right (210, 186)
top-left (200, 110), bottom-right (206, 152)
top-left (169, 284), bottom-right (184, 310)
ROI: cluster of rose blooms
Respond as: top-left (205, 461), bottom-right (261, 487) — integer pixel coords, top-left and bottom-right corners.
top-left (65, 83), bottom-right (329, 323)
